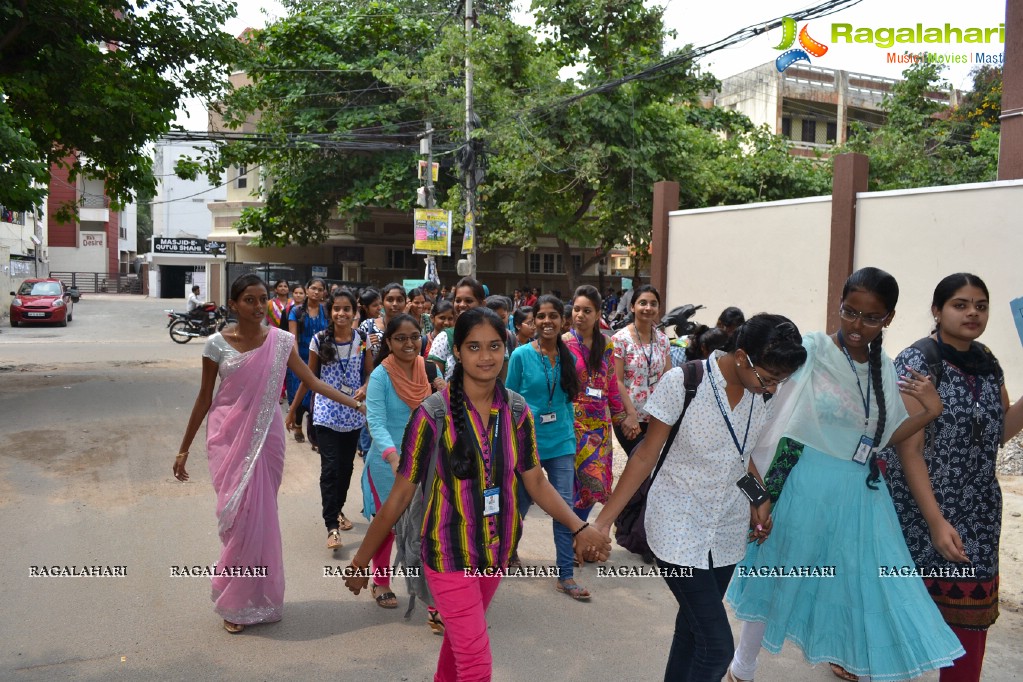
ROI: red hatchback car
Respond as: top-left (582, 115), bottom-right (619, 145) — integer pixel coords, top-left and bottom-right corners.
top-left (9, 278), bottom-right (79, 327)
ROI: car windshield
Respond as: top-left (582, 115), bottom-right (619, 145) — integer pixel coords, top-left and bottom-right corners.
top-left (19, 282), bottom-right (62, 296)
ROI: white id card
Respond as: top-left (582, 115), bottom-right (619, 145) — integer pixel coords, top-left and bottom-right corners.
top-left (483, 487), bottom-right (500, 516)
top-left (539, 412), bottom-right (558, 424)
top-left (585, 387), bottom-right (603, 399)
top-left (852, 435), bottom-right (874, 465)
top-left (339, 385), bottom-right (355, 396)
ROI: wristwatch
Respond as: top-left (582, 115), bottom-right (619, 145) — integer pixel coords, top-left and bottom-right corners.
top-left (354, 399), bottom-right (364, 409)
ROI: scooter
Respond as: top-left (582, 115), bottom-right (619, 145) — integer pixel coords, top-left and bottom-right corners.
top-left (166, 304), bottom-right (230, 343)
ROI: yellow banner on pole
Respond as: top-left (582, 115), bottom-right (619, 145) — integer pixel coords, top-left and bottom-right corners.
top-left (461, 211), bottom-right (474, 255)
top-left (413, 208), bottom-right (452, 256)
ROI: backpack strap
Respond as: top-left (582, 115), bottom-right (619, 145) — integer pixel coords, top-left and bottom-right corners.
top-left (910, 337), bottom-right (944, 387)
top-left (507, 389), bottom-right (527, 425)
top-left (421, 393), bottom-right (449, 498)
top-left (425, 360), bottom-right (439, 390)
top-left (651, 360), bottom-right (704, 481)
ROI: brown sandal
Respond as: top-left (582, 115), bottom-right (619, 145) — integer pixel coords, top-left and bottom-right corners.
top-left (427, 609), bottom-right (444, 635)
top-left (223, 620), bottom-right (245, 634)
top-left (337, 513), bottom-right (353, 531)
top-left (293, 428), bottom-right (305, 443)
top-left (829, 663), bottom-right (857, 681)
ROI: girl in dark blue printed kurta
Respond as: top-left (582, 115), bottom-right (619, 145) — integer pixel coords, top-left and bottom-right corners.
top-left (882, 273), bottom-right (1023, 682)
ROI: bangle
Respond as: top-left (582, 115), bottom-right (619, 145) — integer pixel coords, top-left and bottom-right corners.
top-left (176, 452), bottom-right (189, 459)
top-left (572, 522), bottom-right (590, 537)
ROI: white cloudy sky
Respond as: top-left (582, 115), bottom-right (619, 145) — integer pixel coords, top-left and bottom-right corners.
top-left (176, 0), bottom-right (1007, 126)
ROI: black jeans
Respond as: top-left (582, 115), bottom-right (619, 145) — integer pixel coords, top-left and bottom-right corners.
top-left (613, 421), bottom-right (648, 457)
top-left (315, 426), bottom-right (360, 530)
top-left (658, 553), bottom-right (736, 682)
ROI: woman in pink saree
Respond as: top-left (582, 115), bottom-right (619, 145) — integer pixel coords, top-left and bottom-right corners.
top-left (175, 274), bottom-right (366, 634)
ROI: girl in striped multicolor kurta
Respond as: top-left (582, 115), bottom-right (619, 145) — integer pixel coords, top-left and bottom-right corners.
top-left (344, 307), bottom-right (611, 682)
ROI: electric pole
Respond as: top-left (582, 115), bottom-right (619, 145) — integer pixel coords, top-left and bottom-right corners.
top-left (464, 0), bottom-right (477, 280)
top-left (420, 121), bottom-right (438, 282)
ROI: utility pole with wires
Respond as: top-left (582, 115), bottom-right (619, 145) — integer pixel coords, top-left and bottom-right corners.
top-left (419, 121), bottom-right (439, 283)
top-left (462, 0), bottom-right (478, 280)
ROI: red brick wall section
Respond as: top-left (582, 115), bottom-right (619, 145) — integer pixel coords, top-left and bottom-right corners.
top-left (47, 164), bottom-right (77, 248)
top-left (108, 209), bottom-right (119, 273)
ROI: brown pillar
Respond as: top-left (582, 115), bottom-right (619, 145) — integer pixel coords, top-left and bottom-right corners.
top-left (650, 181), bottom-right (679, 299)
top-left (999, 0), bottom-right (1023, 180)
top-left (827, 153), bottom-right (870, 331)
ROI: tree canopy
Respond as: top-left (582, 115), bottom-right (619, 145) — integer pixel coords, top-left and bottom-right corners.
top-left (0, 0), bottom-right (241, 215)
top-left (840, 63), bottom-right (1001, 191)
top-left (185, 0), bottom-right (833, 285)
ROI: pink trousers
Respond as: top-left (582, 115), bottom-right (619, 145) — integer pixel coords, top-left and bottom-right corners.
top-left (424, 566), bottom-right (502, 682)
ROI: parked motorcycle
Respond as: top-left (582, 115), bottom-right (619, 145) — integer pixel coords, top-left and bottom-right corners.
top-left (166, 304), bottom-right (230, 343)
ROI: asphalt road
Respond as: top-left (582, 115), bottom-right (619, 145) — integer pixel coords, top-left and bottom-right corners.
top-left (1, 295), bottom-right (1020, 681)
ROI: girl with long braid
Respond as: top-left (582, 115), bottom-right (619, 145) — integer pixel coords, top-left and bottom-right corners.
top-left (724, 267), bottom-right (964, 682)
top-left (506, 295), bottom-right (589, 599)
top-left (287, 289), bottom-right (371, 549)
top-left (344, 307), bottom-right (610, 680)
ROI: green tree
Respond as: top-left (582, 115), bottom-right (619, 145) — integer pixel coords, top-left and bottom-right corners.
top-left (187, 0), bottom-right (440, 245)
top-left (0, 0), bottom-right (241, 216)
top-left (840, 63), bottom-right (999, 190)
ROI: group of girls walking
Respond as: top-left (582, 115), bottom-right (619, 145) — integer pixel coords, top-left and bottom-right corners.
top-left (177, 267), bottom-right (1020, 682)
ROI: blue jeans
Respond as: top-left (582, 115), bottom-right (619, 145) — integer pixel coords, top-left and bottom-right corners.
top-left (358, 424), bottom-right (372, 453)
top-left (520, 454), bottom-right (575, 581)
top-left (658, 553), bottom-right (736, 682)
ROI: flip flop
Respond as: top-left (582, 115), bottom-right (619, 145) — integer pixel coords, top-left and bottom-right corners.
top-left (337, 513), bottom-right (353, 531)
top-left (372, 584), bottom-right (398, 609)
top-left (427, 609), bottom-right (444, 635)
top-left (326, 529), bottom-right (342, 550)
top-left (556, 580), bottom-right (591, 601)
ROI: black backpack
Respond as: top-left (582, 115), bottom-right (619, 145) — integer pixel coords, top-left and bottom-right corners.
top-left (614, 361), bottom-right (703, 557)
top-left (909, 336), bottom-right (1000, 388)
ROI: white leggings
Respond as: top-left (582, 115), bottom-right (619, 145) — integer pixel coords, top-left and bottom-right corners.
top-left (728, 621), bottom-right (871, 681)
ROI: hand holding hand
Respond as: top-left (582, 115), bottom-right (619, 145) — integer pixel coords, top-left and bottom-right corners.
top-left (343, 564), bottom-right (370, 595)
top-left (573, 525), bottom-right (611, 564)
top-left (749, 500), bottom-right (773, 545)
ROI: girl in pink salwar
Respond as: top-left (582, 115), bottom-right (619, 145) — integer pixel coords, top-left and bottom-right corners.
top-left (175, 274), bottom-right (365, 634)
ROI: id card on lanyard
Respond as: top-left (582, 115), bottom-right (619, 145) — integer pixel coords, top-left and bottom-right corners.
top-left (837, 331), bottom-right (875, 465)
top-left (539, 344), bottom-right (560, 424)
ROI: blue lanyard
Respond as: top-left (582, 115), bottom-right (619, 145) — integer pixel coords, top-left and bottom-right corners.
top-left (705, 359), bottom-right (754, 463)
top-left (836, 331), bottom-right (872, 431)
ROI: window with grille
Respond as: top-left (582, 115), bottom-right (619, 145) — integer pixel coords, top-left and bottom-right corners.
top-left (236, 165), bottom-right (248, 189)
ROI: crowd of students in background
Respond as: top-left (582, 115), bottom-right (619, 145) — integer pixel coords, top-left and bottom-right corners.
top-left (178, 269), bottom-right (1018, 682)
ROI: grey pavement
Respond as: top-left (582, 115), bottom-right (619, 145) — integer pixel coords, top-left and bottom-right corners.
top-left (0, 294), bottom-right (1020, 680)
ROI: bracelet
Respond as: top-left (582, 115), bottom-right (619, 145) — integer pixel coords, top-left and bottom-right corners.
top-left (176, 452), bottom-right (189, 459)
top-left (572, 522), bottom-right (590, 537)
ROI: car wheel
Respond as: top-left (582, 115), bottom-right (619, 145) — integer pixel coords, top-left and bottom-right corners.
top-left (59, 316), bottom-right (68, 327)
top-left (169, 320), bottom-right (193, 344)
top-left (10, 319), bottom-right (17, 327)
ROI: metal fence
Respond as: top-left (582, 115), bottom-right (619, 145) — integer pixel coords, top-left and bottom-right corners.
top-left (50, 272), bottom-right (143, 294)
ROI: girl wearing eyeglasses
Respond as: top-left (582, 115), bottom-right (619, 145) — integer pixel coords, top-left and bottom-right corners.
top-left (880, 273), bottom-right (1023, 682)
top-left (725, 267), bottom-right (964, 682)
top-left (359, 313), bottom-right (435, 613)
